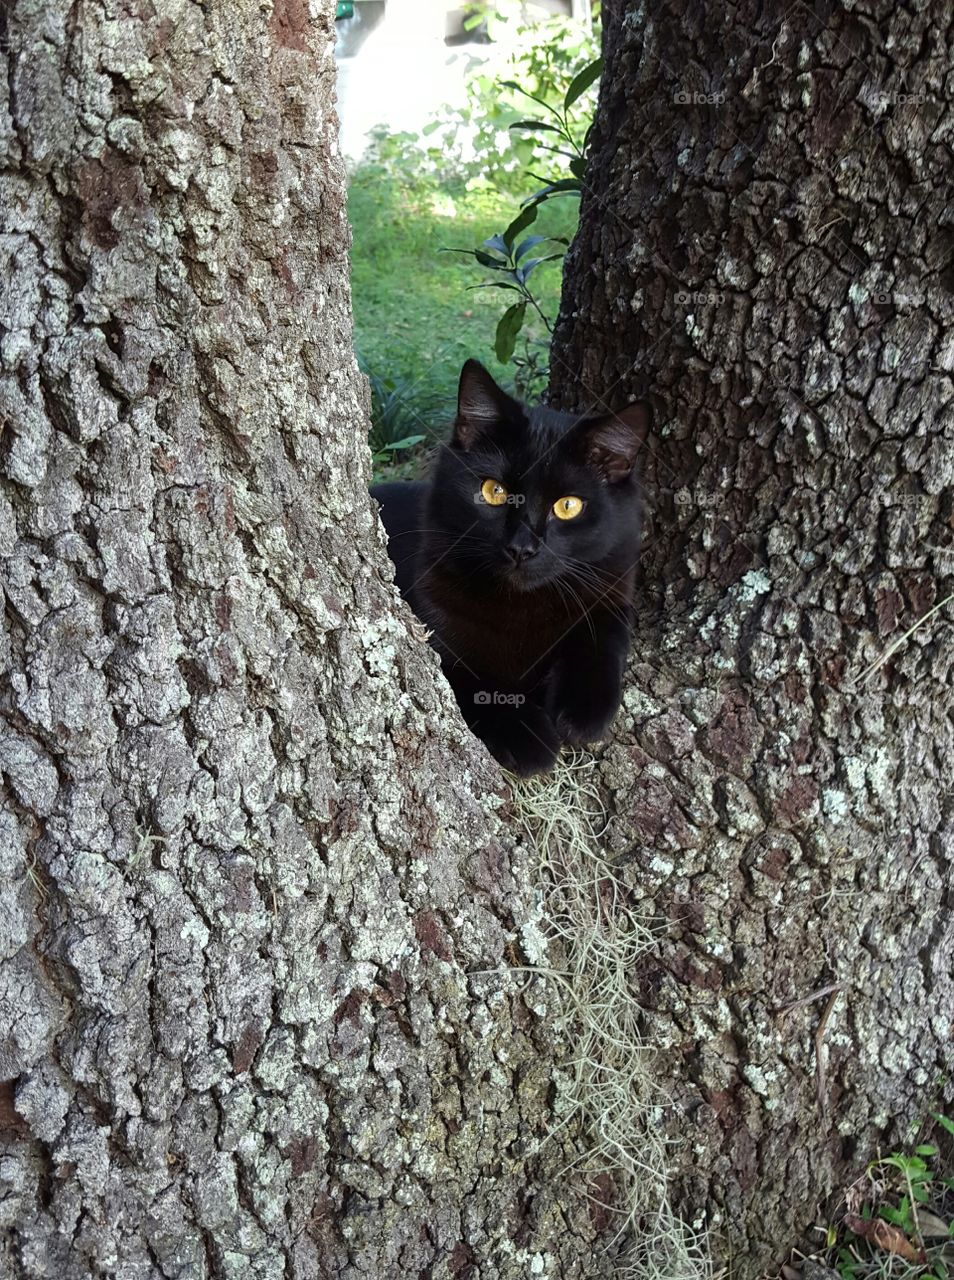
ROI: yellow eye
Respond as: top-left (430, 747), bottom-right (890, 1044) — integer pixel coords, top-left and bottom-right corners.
top-left (553, 496), bottom-right (584, 520)
top-left (481, 479), bottom-right (508, 506)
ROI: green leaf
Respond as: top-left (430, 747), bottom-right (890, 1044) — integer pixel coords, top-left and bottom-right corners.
top-left (516, 252), bottom-right (565, 283)
top-left (499, 79), bottom-right (561, 119)
top-left (917, 1144), bottom-right (939, 1156)
top-left (495, 302), bottom-right (526, 363)
top-left (502, 203), bottom-right (537, 248)
top-left (474, 249), bottom-right (510, 269)
top-left (563, 56), bottom-right (603, 111)
top-left (481, 234), bottom-right (510, 257)
top-left (468, 281), bottom-right (523, 293)
top-left (523, 178), bottom-right (583, 208)
top-left (499, 78), bottom-right (565, 123)
top-left (934, 1113), bottom-right (954, 1136)
top-left (514, 234), bottom-right (550, 261)
top-left (509, 119), bottom-right (565, 135)
top-left (380, 434), bottom-right (425, 454)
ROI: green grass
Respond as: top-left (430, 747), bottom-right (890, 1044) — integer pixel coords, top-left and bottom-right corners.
top-left (348, 161), bottom-right (578, 456)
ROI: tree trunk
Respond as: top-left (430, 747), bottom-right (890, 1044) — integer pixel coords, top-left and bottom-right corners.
top-left (0, 4), bottom-right (603, 1276)
top-left (551, 0), bottom-right (954, 1272)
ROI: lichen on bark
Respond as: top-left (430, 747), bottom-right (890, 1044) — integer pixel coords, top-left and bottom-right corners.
top-left (549, 0), bottom-right (954, 1272)
top-left (0, 3), bottom-right (603, 1276)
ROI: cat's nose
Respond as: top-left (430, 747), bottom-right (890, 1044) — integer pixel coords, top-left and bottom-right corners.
top-left (504, 538), bottom-right (540, 564)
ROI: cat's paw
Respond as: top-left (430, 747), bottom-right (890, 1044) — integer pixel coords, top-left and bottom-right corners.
top-left (554, 689), bottom-right (621, 747)
top-left (492, 735), bottom-right (560, 778)
top-left (475, 704), bottom-right (560, 777)
top-left (557, 710), bottom-right (616, 747)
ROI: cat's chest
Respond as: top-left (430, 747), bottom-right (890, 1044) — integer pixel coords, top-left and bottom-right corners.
top-left (425, 584), bottom-right (577, 687)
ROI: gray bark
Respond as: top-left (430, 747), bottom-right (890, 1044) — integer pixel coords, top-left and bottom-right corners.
top-left (0, 3), bottom-right (602, 1276)
top-left (550, 0), bottom-right (954, 1273)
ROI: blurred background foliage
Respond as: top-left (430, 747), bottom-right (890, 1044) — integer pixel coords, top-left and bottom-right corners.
top-left (342, 3), bottom-right (601, 474)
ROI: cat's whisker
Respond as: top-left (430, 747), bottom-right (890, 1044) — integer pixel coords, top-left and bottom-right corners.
top-left (553, 577), bottom-right (599, 647)
top-left (559, 560), bottom-right (634, 599)
top-left (385, 527), bottom-right (489, 539)
top-left (555, 556), bottom-right (629, 593)
top-left (558, 552), bottom-right (630, 583)
top-left (550, 560), bottom-right (634, 632)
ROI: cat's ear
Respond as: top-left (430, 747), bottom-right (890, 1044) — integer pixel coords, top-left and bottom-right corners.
top-left (579, 401), bottom-right (651, 482)
top-left (453, 360), bottom-right (520, 449)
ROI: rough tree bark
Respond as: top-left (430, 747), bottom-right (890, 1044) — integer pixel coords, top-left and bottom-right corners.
top-left (0, 4), bottom-right (606, 1277)
top-left (551, 0), bottom-right (954, 1272)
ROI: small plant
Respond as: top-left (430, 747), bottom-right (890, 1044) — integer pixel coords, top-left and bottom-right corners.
top-left (797, 1117), bottom-right (954, 1280)
top-left (348, 10), bottom-right (598, 400)
top-left (360, 358), bottom-right (443, 470)
top-left (447, 203), bottom-right (567, 357)
top-left (454, 7), bottom-right (601, 193)
top-left (371, 431), bottom-right (427, 468)
top-left (450, 51), bottom-right (603, 383)
top-left (505, 52), bottom-right (604, 202)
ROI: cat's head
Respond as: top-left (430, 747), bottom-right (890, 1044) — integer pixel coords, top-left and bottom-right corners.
top-left (427, 360), bottom-right (650, 593)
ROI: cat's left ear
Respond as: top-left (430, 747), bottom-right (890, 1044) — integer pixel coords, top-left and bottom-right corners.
top-left (579, 401), bottom-right (651, 483)
top-left (453, 360), bottom-right (522, 450)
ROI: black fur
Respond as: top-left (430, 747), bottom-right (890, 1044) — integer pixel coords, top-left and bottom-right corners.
top-left (372, 360), bottom-right (650, 776)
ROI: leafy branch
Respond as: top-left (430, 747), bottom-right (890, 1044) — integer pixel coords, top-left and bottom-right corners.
top-left (448, 54), bottom-right (603, 380)
top-left (446, 203), bottom-right (567, 360)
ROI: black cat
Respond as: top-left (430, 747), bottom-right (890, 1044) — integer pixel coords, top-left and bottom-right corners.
top-left (372, 361), bottom-right (650, 776)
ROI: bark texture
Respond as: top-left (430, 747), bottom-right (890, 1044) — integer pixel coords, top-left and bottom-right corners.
top-left (0, 4), bottom-right (599, 1276)
top-left (551, 0), bottom-right (954, 1272)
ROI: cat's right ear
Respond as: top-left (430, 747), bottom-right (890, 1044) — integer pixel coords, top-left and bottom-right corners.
top-left (578, 401), bottom-right (651, 483)
top-left (453, 360), bottom-right (519, 450)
